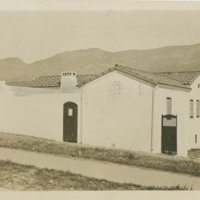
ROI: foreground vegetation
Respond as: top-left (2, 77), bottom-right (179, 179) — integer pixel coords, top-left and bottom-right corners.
top-left (0, 160), bottom-right (191, 190)
top-left (0, 132), bottom-right (199, 177)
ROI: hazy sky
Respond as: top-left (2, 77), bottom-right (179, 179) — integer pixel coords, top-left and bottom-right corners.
top-left (1, 11), bottom-right (200, 63)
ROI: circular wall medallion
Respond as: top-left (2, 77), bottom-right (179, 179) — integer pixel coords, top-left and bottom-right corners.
top-left (108, 81), bottom-right (123, 97)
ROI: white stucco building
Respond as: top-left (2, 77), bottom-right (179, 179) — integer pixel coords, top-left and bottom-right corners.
top-left (0, 64), bottom-right (200, 157)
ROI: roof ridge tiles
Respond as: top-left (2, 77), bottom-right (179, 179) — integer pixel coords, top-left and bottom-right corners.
top-left (6, 64), bottom-right (197, 90)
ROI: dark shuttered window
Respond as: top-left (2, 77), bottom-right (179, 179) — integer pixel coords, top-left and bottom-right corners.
top-left (190, 99), bottom-right (194, 118)
top-left (197, 100), bottom-right (200, 118)
top-left (166, 97), bottom-right (172, 115)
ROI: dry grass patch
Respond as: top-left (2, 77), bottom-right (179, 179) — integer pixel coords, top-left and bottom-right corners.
top-left (0, 160), bottom-right (191, 190)
top-left (0, 132), bottom-right (199, 177)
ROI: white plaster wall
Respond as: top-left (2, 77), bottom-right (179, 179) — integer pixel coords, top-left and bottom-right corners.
top-left (0, 85), bottom-right (81, 142)
top-left (81, 71), bottom-right (153, 152)
top-left (1, 72), bottom-right (198, 156)
top-left (187, 76), bottom-right (200, 149)
top-left (152, 87), bottom-right (189, 156)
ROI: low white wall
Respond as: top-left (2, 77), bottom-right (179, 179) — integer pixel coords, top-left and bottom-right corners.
top-left (187, 76), bottom-right (200, 149)
top-left (152, 87), bottom-right (189, 157)
top-left (0, 75), bottom-right (197, 157)
top-left (0, 86), bottom-right (81, 142)
top-left (81, 71), bottom-right (153, 152)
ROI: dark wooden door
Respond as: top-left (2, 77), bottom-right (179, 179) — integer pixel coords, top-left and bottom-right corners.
top-left (161, 115), bottom-right (177, 155)
top-left (63, 102), bottom-right (78, 143)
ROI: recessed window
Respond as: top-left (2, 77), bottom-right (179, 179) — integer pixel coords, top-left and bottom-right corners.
top-left (68, 108), bottom-right (73, 116)
top-left (197, 100), bottom-right (200, 118)
top-left (190, 99), bottom-right (194, 118)
top-left (195, 134), bottom-right (198, 144)
top-left (166, 97), bottom-right (172, 115)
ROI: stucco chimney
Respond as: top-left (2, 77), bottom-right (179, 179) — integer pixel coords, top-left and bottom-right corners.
top-left (60, 71), bottom-right (78, 91)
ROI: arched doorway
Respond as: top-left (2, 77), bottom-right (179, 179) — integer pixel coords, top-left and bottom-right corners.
top-left (63, 102), bottom-right (78, 143)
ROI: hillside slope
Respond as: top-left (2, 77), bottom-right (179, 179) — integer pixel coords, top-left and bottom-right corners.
top-left (1, 44), bottom-right (200, 82)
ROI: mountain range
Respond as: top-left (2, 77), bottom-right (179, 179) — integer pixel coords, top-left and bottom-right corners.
top-left (1, 43), bottom-right (200, 82)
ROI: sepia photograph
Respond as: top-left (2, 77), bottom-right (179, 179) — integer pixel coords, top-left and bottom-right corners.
top-left (0, 0), bottom-right (199, 196)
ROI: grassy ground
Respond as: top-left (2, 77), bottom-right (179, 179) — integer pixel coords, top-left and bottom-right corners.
top-left (0, 132), bottom-right (199, 177)
top-left (0, 160), bottom-right (191, 190)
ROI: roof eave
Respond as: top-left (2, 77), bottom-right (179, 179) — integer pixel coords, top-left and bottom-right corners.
top-left (158, 83), bottom-right (191, 91)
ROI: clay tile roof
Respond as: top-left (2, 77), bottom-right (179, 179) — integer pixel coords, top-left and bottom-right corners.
top-left (7, 64), bottom-right (199, 90)
top-left (154, 71), bottom-right (200, 86)
top-left (7, 74), bottom-right (97, 88)
top-left (77, 64), bottom-right (192, 89)
top-left (8, 75), bottom-right (61, 88)
top-left (116, 65), bottom-right (193, 89)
